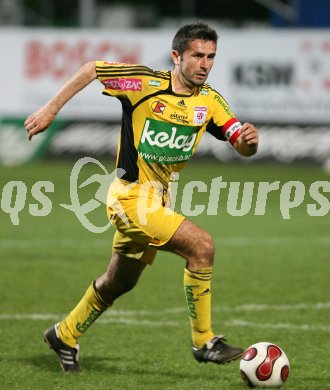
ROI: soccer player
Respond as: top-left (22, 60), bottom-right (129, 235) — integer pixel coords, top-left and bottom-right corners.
top-left (25, 23), bottom-right (259, 372)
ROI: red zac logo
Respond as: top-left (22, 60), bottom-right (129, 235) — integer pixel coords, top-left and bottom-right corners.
top-left (151, 101), bottom-right (166, 114)
top-left (103, 78), bottom-right (142, 91)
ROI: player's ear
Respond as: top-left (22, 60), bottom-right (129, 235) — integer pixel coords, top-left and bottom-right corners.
top-left (171, 50), bottom-right (181, 66)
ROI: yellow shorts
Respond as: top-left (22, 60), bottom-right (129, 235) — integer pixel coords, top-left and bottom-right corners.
top-left (107, 178), bottom-right (185, 265)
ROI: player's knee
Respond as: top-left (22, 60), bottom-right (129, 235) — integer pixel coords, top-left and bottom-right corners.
top-left (201, 233), bottom-right (215, 260)
top-left (110, 278), bottom-right (138, 299)
top-left (193, 231), bottom-right (215, 265)
top-left (96, 275), bottom-right (138, 303)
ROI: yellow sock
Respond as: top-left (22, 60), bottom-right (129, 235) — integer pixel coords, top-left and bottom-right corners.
top-left (184, 267), bottom-right (214, 348)
top-left (58, 282), bottom-right (111, 347)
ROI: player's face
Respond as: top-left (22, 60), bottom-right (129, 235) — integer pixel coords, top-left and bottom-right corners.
top-left (173, 39), bottom-right (217, 90)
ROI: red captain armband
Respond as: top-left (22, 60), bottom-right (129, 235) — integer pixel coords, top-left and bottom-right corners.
top-left (222, 118), bottom-right (242, 145)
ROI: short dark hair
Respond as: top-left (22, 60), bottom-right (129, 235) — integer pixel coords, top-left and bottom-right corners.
top-left (172, 23), bottom-right (218, 56)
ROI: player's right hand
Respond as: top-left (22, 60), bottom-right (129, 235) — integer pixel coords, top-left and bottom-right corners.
top-left (24, 105), bottom-right (56, 141)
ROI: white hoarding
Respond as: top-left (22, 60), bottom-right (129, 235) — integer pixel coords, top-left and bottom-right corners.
top-left (1, 28), bottom-right (330, 123)
top-left (219, 29), bottom-right (330, 124)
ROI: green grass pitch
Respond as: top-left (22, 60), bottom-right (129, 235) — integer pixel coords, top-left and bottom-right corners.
top-left (0, 160), bottom-right (329, 389)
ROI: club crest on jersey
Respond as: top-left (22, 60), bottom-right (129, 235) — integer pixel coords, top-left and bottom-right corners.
top-left (152, 101), bottom-right (166, 114)
top-left (103, 78), bottom-right (142, 91)
top-left (193, 106), bottom-right (207, 125)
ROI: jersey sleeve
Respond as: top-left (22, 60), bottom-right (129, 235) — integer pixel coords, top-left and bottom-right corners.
top-left (207, 91), bottom-right (242, 145)
top-left (95, 61), bottom-right (145, 101)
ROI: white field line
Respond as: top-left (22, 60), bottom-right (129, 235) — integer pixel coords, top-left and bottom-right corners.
top-left (0, 302), bottom-right (329, 320)
top-left (227, 320), bottom-right (330, 333)
top-left (0, 313), bottom-right (329, 332)
top-left (1, 302), bottom-right (329, 332)
top-left (1, 236), bottom-right (330, 248)
top-left (97, 318), bottom-right (330, 333)
top-left (95, 302), bottom-right (330, 316)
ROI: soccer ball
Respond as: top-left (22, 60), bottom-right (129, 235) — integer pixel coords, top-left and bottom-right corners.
top-left (240, 342), bottom-right (290, 388)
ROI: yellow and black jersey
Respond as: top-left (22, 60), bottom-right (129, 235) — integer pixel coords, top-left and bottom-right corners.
top-left (96, 61), bottom-right (241, 188)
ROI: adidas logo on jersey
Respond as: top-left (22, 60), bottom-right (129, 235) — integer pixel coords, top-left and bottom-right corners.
top-left (177, 99), bottom-right (186, 107)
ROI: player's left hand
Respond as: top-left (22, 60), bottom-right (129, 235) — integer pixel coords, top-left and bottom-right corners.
top-left (239, 122), bottom-right (259, 147)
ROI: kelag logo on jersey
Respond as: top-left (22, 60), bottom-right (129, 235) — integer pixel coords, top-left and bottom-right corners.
top-left (137, 118), bottom-right (198, 164)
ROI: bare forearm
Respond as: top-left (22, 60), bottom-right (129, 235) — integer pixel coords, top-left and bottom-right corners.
top-left (25, 61), bottom-right (97, 140)
top-left (46, 61), bottom-right (97, 115)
